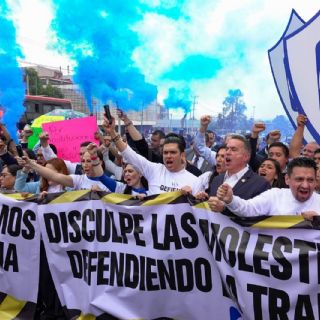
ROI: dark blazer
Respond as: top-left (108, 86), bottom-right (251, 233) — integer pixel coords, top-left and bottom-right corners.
top-left (185, 148), bottom-right (212, 173)
top-left (208, 168), bottom-right (271, 200)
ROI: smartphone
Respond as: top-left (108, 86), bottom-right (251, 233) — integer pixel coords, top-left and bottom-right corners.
top-left (103, 105), bottom-right (112, 124)
top-left (16, 145), bottom-right (24, 157)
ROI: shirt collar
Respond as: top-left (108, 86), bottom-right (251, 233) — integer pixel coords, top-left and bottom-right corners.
top-left (225, 165), bottom-right (249, 180)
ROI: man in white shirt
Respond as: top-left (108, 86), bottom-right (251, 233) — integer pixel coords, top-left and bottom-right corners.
top-left (107, 119), bottom-right (199, 195)
top-left (213, 157), bottom-right (320, 219)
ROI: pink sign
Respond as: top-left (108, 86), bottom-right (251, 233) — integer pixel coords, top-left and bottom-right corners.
top-left (42, 116), bottom-right (99, 162)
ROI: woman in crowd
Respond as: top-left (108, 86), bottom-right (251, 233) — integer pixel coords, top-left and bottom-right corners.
top-left (0, 164), bottom-right (21, 191)
top-left (22, 143), bottom-right (110, 191)
top-left (258, 158), bottom-right (287, 188)
top-left (15, 157), bottom-right (70, 194)
top-left (91, 162), bottom-right (148, 196)
top-left (0, 134), bottom-right (18, 166)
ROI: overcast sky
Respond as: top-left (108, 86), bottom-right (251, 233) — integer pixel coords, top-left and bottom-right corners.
top-left (6, 0), bottom-right (320, 120)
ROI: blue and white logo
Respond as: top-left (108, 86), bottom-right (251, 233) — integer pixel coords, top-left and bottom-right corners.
top-left (269, 10), bottom-right (320, 143)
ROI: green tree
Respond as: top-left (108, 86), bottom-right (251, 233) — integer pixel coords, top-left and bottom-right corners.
top-left (222, 89), bottom-right (248, 131)
top-left (25, 68), bottom-right (42, 95)
top-left (209, 89), bottom-right (251, 134)
top-left (42, 84), bottom-right (64, 98)
top-left (25, 68), bottom-right (64, 98)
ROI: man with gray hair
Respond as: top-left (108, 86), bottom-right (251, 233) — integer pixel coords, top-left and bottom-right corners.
top-left (206, 134), bottom-right (270, 213)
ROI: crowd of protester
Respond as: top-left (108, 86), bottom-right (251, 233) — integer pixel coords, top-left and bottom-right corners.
top-left (0, 112), bottom-right (319, 211)
top-left (1, 111), bottom-right (320, 318)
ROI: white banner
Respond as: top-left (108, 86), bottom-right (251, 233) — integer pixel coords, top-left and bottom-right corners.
top-left (37, 197), bottom-right (235, 319)
top-left (2, 190), bottom-right (320, 319)
top-left (0, 194), bottom-right (40, 303)
top-left (206, 212), bottom-right (320, 320)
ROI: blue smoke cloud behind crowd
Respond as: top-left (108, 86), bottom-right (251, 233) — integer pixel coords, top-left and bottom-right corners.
top-left (50, 0), bottom-right (158, 112)
top-left (0, 0), bottom-right (25, 141)
top-left (2, 0), bottom-right (319, 127)
top-left (49, 0), bottom-right (223, 114)
top-left (0, 0), bottom-right (271, 127)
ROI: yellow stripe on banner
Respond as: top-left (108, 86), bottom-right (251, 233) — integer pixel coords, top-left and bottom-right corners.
top-left (194, 201), bottom-right (210, 209)
top-left (1, 193), bottom-right (34, 200)
top-left (101, 193), bottom-right (132, 204)
top-left (142, 191), bottom-right (182, 206)
top-left (252, 215), bottom-right (304, 229)
top-left (49, 190), bottom-right (90, 204)
top-left (0, 295), bottom-right (27, 320)
top-left (77, 313), bottom-right (96, 320)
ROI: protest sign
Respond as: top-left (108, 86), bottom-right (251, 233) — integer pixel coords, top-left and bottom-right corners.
top-left (42, 116), bottom-right (99, 162)
top-left (0, 193), bottom-right (40, 319)
top-left (37, 192), bottom-right (235, 319)
top-left (2, 190), bottom-right (320, 319)
top-left (36, 191), bottom-right (320, 319)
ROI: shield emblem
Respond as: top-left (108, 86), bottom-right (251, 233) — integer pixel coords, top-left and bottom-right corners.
top-left (283, 10), bottom-right (320, 143)
top-left (268, 10), bottom-right (312, 141)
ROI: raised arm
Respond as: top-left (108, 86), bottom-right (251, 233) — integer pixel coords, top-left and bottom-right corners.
top-left (249, 122), bottom-right (266, 171)
top-left (86, 142), bottom-right (104, 177)
top-left (99, 144), bottom-right (123, 180)
top-left (289, 114), bottom-right (307, 158)
top-left (23, 156), bottom-right (73, 187)
top-left (39, 132), bottom-right (57, 161)
top-left (116, 109), bottom-right (158, 161)
top-left (193, 115), bottom-right (216, 166)
top-left (105, 116), bottom-right (157, 179)
top-left (117, 109), bottom-right (143, 141)
top-left (105, 117), bottom-right (127, 152)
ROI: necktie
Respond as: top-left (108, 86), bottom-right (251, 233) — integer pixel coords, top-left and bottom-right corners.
top-left (193, 155), bottom-right (199, 167)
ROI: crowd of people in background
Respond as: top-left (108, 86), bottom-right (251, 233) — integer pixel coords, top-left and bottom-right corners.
top-left (0, 112), bottom-right (319, 209)
top-left (0, 111), bottom-right (320, 318)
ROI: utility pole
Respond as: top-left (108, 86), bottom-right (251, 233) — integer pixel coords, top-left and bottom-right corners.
top-left (192, 95), bottom-right (198, 133)
top-left (140, 105), bottom-right (144, 134)
top-left (252, 106), bottom-right (256, 121)
top-left (26, 73), bottom-right (30, 95)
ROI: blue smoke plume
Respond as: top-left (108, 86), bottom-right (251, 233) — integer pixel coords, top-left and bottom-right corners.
top-left (163, 54), bottom-right (223, 81)
top-left (144, 0), bottom-right (188, 21)
top-left (0, 1), bottom-right (25, 142)
top-left (50, 0), bottom-right (157, 112)
top-left (163, 87), bottom-right (192, 113)
top-left (161, 55), bottom-right (222, 113)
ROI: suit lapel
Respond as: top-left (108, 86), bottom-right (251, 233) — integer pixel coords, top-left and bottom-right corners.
top-left (232, 170), bottom-right (253, 191)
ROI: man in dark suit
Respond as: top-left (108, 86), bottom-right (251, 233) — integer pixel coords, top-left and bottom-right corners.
top-left (186, 145), bottom-right (212, 173)
top-left (207, 134), bottom-right (270, 213)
